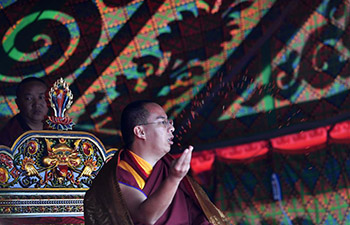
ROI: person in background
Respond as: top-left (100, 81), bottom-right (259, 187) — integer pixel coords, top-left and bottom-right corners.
top-left (84, 100), bottom-right (228, 225)
top-left (0, 77), bottom-right (49, 147)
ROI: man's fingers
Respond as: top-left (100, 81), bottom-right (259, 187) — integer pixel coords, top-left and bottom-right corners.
top-left (183, 146), bottom-right (193, 165)
top-left (175, 146), bottom-right (193, 169)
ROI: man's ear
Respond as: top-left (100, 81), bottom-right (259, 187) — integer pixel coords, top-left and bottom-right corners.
top-left (134, 125), bottom-right (146, 139)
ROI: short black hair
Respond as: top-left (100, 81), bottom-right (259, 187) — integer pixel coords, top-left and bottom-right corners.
top-left (120, 100), bottom-right (153, 149)
top-left (16, 77), bottom-right (47, 98)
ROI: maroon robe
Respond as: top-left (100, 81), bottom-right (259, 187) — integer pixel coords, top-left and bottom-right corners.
top-left (117, 150), bottom-right (211, 225)
top-left (84, 150), bottom-right (228, 225)
top-left (0, 114), bottom-right (31, 147)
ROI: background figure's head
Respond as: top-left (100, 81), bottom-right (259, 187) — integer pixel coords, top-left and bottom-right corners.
top-left (15, 77), bottom-right (49, 129)
top-left (121, 100), bottom-right (153, 149)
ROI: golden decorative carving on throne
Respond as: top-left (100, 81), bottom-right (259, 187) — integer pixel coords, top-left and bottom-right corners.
top-left (0, 78), bottom-right (116, 220)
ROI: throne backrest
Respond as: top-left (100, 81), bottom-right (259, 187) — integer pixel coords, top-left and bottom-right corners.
top-left (0, 130), bottom-right (116, 218)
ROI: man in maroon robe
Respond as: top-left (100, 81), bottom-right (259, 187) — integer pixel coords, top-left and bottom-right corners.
top-left (0, 77), bottom-right (49, 147)
top-left (84, 100), bottom-right (228, 225)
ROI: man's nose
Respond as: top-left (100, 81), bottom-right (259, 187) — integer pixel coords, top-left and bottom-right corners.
top-left (169, 123), bottom-right (175, 132)
top-left (33, 97), bottom-right (45, 106)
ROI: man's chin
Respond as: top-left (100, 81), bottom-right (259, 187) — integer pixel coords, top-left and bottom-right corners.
top-left (30, 115), bottom-right (46, 122)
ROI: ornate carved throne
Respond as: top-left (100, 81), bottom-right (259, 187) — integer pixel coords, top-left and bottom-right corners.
top-left (0, 78), bottom-right (116, 223)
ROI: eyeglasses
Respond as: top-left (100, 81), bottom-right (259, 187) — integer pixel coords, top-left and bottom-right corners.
top-left (139, 119), bottom-right (174, 128)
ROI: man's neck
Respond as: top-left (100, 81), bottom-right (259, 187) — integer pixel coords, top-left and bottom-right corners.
top-left (130, 147), bottom-right (162, 167)
top-left (27, 122), bottom-right (44, 130)
top-left (21, 116), bottom-right (44, 130)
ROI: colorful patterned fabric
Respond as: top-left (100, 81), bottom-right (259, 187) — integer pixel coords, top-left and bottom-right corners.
top-left (210, 143), bottom-right (350, 224)
top-left (0, 0), bottom-right (349, 153)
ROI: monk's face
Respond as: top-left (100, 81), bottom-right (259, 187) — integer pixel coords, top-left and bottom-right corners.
top-left (143, 103), bottom-right (175, 155)
top-left (16, 81), bottom-right (48, 125)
